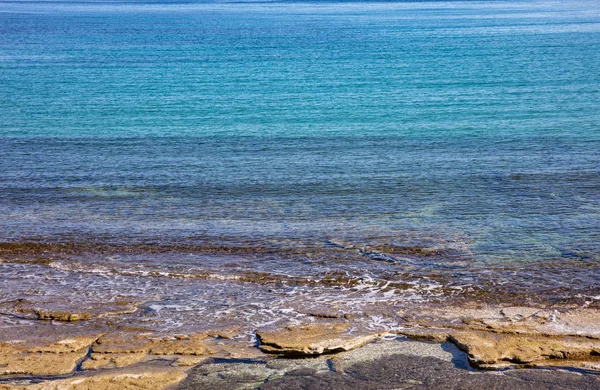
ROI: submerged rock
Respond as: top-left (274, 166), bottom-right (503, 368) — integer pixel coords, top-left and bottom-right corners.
top-left (3, 300), bottom-right (139, 322)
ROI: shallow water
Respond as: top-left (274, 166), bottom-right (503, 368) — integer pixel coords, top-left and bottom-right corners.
top-left (1, 0), bottom-right (600, 333)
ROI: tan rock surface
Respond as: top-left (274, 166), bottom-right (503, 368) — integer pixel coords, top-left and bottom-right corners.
top-left (0, 350), bottom-right (89, 376)
top-left (449, 330), bottom-right (600, 369)
top-left (257, 323), bottom-right (381, 355)
top-left (81, 352), bottom-right (148, 370)
top-left (395, 327), bottom-right (452, 342)
top-left (172, 355), bottom-right (209, 367)
top-left (81, 331), bottom-right (211, 370)
top-left (406, 305), bottom-right (600, 338)
top-left (0, 366), bottom-right (187, 390)
top-left (92, 333), bottom-right (155, 354)
top-left (0, 335), bottom-right (99, 376)
top-left (27, 335), bottom-right (100, 354)
top-left (149, 334), bottom-right (208, 356)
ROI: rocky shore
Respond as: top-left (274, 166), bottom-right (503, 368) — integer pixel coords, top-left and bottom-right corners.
top-left (1, 302), bottom-right (599, 389)
top-left (2, 240), bottom-right (599, 388)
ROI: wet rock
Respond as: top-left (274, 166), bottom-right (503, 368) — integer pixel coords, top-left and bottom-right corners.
top-left (178, 360), bottom-right (277, 390)
top-left (260, 353), bottom-right (600, 390)
top-left (257, 323), bottom-right (381, 356)
top-left (28, 310), bottom-right (92, 322)
top-left (540, 309), bottom-right (600, 337)
top-left (500, 306), bottom-right (542, 321)
top-left (6, 301), bottom-right (139, 322)
top-left (205, 326), bottom-right (242, 340)
top-left (178, 337), bottom-right (600, 390)
top-left (304, 310), bottom-right (343, 319)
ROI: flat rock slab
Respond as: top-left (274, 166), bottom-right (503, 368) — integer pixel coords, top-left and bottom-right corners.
top-left (0, 335), bottom-right (100, 376)
top-left (0, 366), bottom-right (187, 390)
top-left (259, 353), bottom-right (600, 390)
top-left (257, 323), bottom-right (380, 356)
top-left (449, 330), bottom-right (600, 369)
top-left (177, 338), bottom-right (600, 390)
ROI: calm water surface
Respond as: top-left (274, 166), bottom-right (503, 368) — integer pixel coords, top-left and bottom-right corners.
top-left (1, 0), bottom-right (599, 332)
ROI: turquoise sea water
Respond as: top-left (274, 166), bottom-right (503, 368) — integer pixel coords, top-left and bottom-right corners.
top-left (1, 0), bottom-right (600, 319)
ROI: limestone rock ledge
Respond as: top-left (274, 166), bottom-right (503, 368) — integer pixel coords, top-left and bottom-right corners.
top-left (0, 366), bottom-right (187, 390)
top-left (0, 330), bottom-right (219, 377)
top-left (449, 331), bottom-right (600, 370)
top-left (0, 335), bottom-right (100, 376)
top-left (81, 331), bottom-right (214, 371)
top-left (257, 323), bottom-right (381, 356)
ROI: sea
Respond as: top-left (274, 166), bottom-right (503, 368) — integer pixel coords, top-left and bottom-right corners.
top-left (1, 0), bottom-right (599, 334)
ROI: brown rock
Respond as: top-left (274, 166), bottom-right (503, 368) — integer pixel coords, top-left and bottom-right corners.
top-left (172, 356), bottom-right (209, 367)
top-left (0, 366), bottom-right (187, 390)
top-left (27, 335), bottom-right (100, 354)
top-left (500, 306), bottom-right (542, 321)
top-left (394, 327), bottom-right (452, 343)
top-left (449, 330), bottom-right (600, 369)
top-left (0, 348), bottom-right (88, 376)
top-left (205, 326), bottom-right (242, 339)
top-left (81, 352), bottom-right (148, 370)
top-left (31, 310), bottom-right (92, 321)
top-left (83, 332), bottom-right (210, 370)
top-left (257, 323), bottom-right (380, 356)
top-left (10, 301), bottom-right (138, 322)
top-left (0, 336), bottom-right (99, 376)
top-left (149, 334), bottom-right (208, 356)
top-left (93, 333), bottom-right (155, 354)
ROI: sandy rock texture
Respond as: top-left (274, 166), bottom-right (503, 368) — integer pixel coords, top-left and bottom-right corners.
top-left (394, 305), bottom-right (600, 369)
top-left (0, 366), bottom-right (187, 390)
top-left (0, 335), bottom-right (100, 376)
top-left (1, 304), bottom-right (600, 389)
top-left (257, 323), bottom-right (381, 356)
top-left (449, 331), bottom-right (600, 369)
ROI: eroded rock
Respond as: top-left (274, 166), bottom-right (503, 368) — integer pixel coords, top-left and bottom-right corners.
top-left (0, 366), bottom-right (187, 390)
top-left (0, 335), bottom-right (99, 376)
top-left (395, 327), bottom-right (452, 342)
top-left (149, 334), bottom-right (208, 356)
top-left (172, 356), bottom-right (209, 367)
top-left (257, 323), bottom-right (381, 356)
top-left (81, 352), bottom-right (148, 370)
top-left (92, 333), bottom-right (155, 354)
top-left (4, 300), bottom-right (139, 322)
top-left (80, 331), bottom-right (214, 371)
top-left (449, 330), bottom-right (600, 369)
